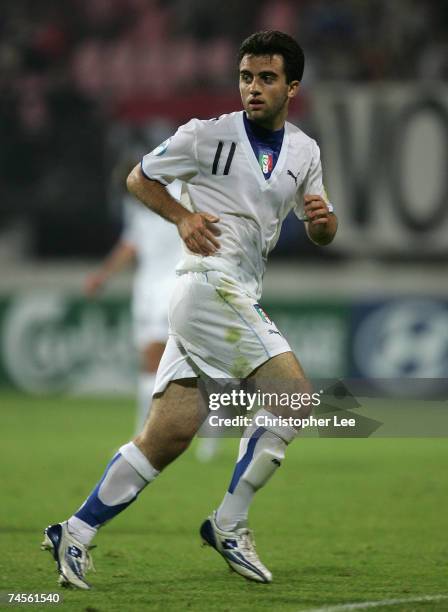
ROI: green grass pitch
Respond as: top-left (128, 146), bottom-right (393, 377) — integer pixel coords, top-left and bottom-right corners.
top-left (0, 392), bottom-right (447, 612)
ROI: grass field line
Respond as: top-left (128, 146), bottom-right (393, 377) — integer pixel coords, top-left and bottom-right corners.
top-left (303, 594), bottom-right (448, 611)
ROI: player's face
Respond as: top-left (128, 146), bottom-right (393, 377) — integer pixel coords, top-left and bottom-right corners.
top-left (239, 54), bottom-right (299, 130)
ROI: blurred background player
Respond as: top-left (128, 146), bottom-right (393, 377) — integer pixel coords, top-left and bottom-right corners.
top-left (85, 182), bottom-right (183, 432)
top-left (84, 180), bottom-right (221, 458)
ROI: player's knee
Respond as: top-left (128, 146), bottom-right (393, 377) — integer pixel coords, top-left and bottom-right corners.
top-left (294, 378), bottom-right (314, 418)
top-left (272, 379), bottom-right (314, 420)
top-left (298, 401), bottom-right (313, 420)
top-left (300, 378), bottom-right (313, 397)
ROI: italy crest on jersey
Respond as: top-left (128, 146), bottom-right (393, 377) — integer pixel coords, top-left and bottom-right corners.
top-left (253, 303), bottom-right (272, 324)
top-left (258, 150), bottom-right (273, 175)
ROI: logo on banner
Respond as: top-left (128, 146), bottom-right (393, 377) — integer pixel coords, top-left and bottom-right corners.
top-left (353, 299), bottom-right (448, 378)
top-left (259, 151), bottom-right (273, 175)
top-left (0, 295), bottom-right (135, 394)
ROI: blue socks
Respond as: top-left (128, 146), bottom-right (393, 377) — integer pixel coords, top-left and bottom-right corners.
top-left (67, 442), bottom-right (159, 545)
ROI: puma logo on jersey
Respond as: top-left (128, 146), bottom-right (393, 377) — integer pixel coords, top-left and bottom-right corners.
top-left (268, 329), bottom-right (281, 336)
top-left (287, 169), bottom-right (300, 185)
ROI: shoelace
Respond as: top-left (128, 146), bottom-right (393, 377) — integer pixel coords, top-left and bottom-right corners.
top-left (65, 526), bottom-right (96, 575)
top-left (72, 545), bottom-right (96, 575)
top-left (238, 530), bottom-right (260, 563)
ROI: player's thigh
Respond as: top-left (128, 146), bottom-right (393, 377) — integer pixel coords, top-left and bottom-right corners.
top-left (248, 351), bottom-right (313, 418)
top-left (137, 378), bottom-right (204, 448)
top-left (249, 350), bottom-right (306, 380)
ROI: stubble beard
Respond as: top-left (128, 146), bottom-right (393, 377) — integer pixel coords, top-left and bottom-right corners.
top-left (246, 94), bottom-right (289, 129)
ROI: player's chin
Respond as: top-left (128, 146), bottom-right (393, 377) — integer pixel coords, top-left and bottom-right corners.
top-left (245, 105), bottom-right (266, 119)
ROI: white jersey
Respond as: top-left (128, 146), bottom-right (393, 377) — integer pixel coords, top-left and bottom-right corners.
top-left (142, 111), bottom-right (332, 300)
top-left (122, 183), bottom-right (183, 324)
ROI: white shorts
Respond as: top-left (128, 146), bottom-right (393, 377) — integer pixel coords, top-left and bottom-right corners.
top-left (153, 271), bottom-right (292, 394)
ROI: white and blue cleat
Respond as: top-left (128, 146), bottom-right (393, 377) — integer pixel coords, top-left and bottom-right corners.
top-left (200, 512), bottom-right (272, 583)
top-left (41, 523), bottom-right (95, 590)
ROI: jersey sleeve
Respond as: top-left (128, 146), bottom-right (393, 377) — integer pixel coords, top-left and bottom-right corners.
top-left (141, 119), bottom-right (198, 185)
top-left (294, 141), bottom-right (334, 221)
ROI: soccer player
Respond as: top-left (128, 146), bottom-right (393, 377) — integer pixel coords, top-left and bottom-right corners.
top-left (84, 185), bottom-right (183, 432)
top-left (42, 30), bottom-right (338, 588)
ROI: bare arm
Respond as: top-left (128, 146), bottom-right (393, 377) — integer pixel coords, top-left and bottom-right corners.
top-left (84, 241), bottom-right (136, 297)
top-left (303, 194), bottom-right (338, 246)
top-left (126, 165), bottom-right (221, 257)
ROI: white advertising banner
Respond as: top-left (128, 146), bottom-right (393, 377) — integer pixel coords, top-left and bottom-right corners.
top-left (309, 84), bottom-right (448, 257)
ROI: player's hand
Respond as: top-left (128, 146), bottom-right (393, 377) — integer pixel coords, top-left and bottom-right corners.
top-left (303, 195), bottom-right (331, 225)
top-left (84, 272), bottom-right (105, 297)
top-left (177, 212), bottom-right (221, 256)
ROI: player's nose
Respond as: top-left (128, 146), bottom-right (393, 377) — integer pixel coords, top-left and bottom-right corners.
top-left (249, 79), bottom-right (261, 94)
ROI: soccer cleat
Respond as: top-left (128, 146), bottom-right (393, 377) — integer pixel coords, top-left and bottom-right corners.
top-left (200, 512), bottom-right (272, 583)
top-left (41, 523), bottom-right (95, 590)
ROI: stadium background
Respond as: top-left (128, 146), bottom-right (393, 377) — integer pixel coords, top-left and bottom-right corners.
top-left (1, 2), bottom-right (448, 610)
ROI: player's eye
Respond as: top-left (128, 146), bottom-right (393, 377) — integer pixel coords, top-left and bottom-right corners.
top-left (240, 73), bottom-right (252, 83)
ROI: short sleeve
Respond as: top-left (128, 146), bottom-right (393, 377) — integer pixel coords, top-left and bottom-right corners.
top-left (294, 141), bottom-right (334, 221)
top-left (141, 119), bottom-right (198, 185)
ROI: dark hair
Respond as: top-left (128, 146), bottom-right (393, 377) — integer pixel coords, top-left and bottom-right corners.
top-left (238, 30), bottom-right (305, 83)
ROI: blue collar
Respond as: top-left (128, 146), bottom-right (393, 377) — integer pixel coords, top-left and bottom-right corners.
top-left (243, 113), bottom-right (285, 180)
top-left (243, 113), bottom-right (285, 143)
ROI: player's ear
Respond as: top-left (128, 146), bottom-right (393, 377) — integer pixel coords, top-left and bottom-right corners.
top-left (287, 80), bottom-right (300, 99)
